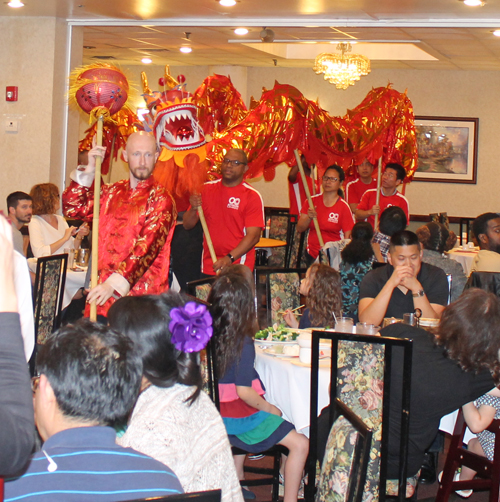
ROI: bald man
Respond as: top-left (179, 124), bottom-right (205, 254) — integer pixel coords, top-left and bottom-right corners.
top-left (63, 132), bottom-right (177, 318)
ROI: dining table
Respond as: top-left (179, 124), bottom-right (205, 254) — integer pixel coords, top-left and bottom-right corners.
top-left (255, 341), bottom-right (473, 442)
top-left (446, 247), bottom-right (479, 276)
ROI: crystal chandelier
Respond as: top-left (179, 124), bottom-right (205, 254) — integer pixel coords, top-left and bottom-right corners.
top-left (313, 43), bottom-right (371, 90)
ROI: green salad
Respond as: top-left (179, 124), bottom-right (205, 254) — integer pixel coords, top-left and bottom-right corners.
top-left (255, 323), bottom-right (300, 342)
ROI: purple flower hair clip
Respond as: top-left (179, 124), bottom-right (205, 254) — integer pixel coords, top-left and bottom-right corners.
top-left (169, 302), bottom-right (213, 353)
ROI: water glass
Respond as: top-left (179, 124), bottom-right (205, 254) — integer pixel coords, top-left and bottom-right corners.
top-left (335, 317), bottom-right (354, 333)
top-left (356, 322), bottom-right (380, 335)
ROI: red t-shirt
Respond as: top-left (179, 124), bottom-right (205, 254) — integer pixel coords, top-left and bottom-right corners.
top-left (301, 195), bottom-right (354, 259)
top-left (357, 188), bottom-right (410, 228)
top-left (345, 178), bottom-right (377, 207)
top-left (288, 176), bottom-right (320, 216)
top-left (198, 179), bottom-right (265, 275)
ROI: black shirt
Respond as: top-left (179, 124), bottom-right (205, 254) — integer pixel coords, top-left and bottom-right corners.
top-left (359, 262), bottom-right (449, 319)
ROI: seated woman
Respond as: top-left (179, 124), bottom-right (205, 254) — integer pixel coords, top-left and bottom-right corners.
top-left (208, 271), bottom-right (309, 502)
top-left (284, 263), bottom-right (341, 329)
top-left (416, 221), bottom-right (466, 303)
top-left (108, 293), bottom-right (243, 502)
top-left (28, 183), bottom-right (88, 257)
top-left (339, 221), bottom-right (375, 321)
top-left (296, 165), bottom-right (354, 265)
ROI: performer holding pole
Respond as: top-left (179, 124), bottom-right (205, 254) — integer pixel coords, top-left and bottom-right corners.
top-left (183, 148), bottom-right (264, 276)
top-left (374, 157), bottom-right (383, 230)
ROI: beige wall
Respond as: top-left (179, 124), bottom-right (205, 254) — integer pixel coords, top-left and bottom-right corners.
top-left (2, 18), bottom-right (499, 222)
top-left (0, 16), bottom-right (71, 208)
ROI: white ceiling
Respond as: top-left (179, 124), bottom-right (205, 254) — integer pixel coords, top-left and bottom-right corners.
top-left (5, 0), bottom-right (500, 70)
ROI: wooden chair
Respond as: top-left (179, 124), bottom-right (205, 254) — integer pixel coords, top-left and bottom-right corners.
top-left (459, 217), bottom-right (475, 245)
top-left (32, 253), bottom-right (68, 345)
top-left (266, 211), bottom-right (298, 268)
top-left (253, 267), bottom-right (307, 329)
top-left (436, 410), bottom-right (500, 501)
top-left (464, 271), bottom-right (500, 297)
top-left (316, 398), bottom-right (373, 502)
top-left (307, 331), bottom-right (413, 502)
top-left (186, 276), bottom-right (216, 303)
top-left (127, 489), bottom-right (222, 502)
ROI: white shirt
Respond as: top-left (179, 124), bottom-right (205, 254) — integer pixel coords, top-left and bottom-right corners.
top-left (28, 214), bottom-right (75, 257)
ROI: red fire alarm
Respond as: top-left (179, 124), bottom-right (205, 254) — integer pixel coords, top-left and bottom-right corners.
top-left (6, 86), bottom-right (18, 102)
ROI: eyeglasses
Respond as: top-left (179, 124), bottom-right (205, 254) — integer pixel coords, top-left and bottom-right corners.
top-left (222, 158), bottom-right (247, 167)
top-left (31, 376), bottom-right (40, 393)
top-left (322, 176), bottom-right (339, 182)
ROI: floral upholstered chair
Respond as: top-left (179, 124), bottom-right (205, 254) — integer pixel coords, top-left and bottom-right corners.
top-left (308, 332), bottom-right (414, 502)
top-left (33, 254), bottom-right (68, 345)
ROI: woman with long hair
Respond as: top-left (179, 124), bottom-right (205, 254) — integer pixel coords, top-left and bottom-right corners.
top-left (108, 293), bottom-right (243, 502)
top-left (284, 263), bottom-right (342, 329)
top-left (340, 221), bottom-right (375, 320)
top-left (28, 183), bottom-right (88, 257)
top-left (296, 165), bottom-right (354, 265)
top-left (208, 271), bottom-right (309, 502)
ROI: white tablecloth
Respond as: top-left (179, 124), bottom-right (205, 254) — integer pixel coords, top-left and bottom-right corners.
top-left (255, 346), bottom-right (331, 436)
top-left (28, 258), bottom-right (86, 310)
top-left (447, 248), bottom-right (479, 276)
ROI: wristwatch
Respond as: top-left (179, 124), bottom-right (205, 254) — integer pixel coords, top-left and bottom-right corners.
top-left (226, 253), bottom-right (235, 263)
top-left (412, 289), bottom-right (425, 298)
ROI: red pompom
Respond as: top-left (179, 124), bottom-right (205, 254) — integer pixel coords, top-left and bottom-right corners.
top-left (177, 74), bottom-right (186, 84)
top-left (158, 77), bottom-right (165, 86)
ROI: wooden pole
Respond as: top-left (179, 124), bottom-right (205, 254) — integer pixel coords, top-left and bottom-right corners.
top-left (294, 150), bottom-right (324, 248)
top-left (374, 157), bottom-right (383, 230)
top-left (198, 206), bottom-right (218, 265)
top-left (89, 115), bottom-right (104, 322)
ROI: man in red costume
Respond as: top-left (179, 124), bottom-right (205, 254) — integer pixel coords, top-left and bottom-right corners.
top-left (345, 159), bottom-right (377, 212)
top-left (63, 131), bottom-right (177, 318)
top-left (183, 148), bottom-right (264, 276)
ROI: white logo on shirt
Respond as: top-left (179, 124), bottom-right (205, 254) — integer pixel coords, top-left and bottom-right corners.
top-left (328, 212), bottom-right (339, 223)
top-left (227, 197), bottom-right (241, 210)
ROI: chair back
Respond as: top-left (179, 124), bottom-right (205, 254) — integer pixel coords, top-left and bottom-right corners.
top-left (436, 410), bottom-right (500, 501)
top-left (316, 398), bottom-right (373, 502)
top-left (267, 211), bottom-right (298, 268)
top-left (307, 331), bottom-right (413, 502)
top-left (254, 267), bottom-right (306, 328)
top-left (186, 276), bottom-right (216, 303)
top-left (127, 489), bottom-right (222, 502)
top-left (465, 271), bottom-right (500, 297)
top-left (32, 254), bottom-right (68, 346)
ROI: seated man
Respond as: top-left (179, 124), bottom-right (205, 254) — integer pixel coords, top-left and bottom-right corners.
top-left (471, 212), bottom-right (500, 273)
top-left (358, 230), bottom-right (448, 325)
top-left (5, 320), bottom-right (183, 502)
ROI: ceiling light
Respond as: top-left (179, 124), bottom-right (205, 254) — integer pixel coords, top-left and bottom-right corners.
top-left (180, 46), bottom-right (192, 53)
top-left (219, 0), bottom-right (236, 6)
top-left (234, 28), bottom-right (249, 36)
top-left (141, 57), bottom-right (152, 64)
top-left (461, 0), bottom-right (485, 6)
top-left (313, 43), bottom-right (371, 90)
top-left (7, 0), bottom-right (24, 7)
top-left (493, 30), bottom-right (500, 37)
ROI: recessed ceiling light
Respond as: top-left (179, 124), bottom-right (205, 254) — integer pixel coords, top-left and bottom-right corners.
top-left (7, 0), bottom-right (24, 7)
top-left (234, 28), bottom-right (248, 36)
top-left (461, 0), bottom-right (485, 6)
top-left (219, 0), bottom-right (236, 6)
top-left (180, 46), bottom-right (192, 53)
top-left (493, 30), bottom-right (500, 37)
top-left (141, 57), bottom-right (152, 64)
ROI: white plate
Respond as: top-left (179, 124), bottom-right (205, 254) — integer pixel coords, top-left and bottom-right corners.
top-left (255, 339), bottom-right (299, 347)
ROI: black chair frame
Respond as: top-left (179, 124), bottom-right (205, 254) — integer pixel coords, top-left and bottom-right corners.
top-left (306, 331), bottom-right (413, 502)
top-left (186, 276), bottom-right (216, 298)
top-left (127, 489), bottom-right (222, 502)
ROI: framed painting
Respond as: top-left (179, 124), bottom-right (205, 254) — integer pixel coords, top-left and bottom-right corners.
top-left (413, 116), bottom-right (478, 184)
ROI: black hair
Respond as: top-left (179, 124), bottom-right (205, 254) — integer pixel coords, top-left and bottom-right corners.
top-left (379, 206), bottom-right (408, 236)
top-left (390, 230), bottom-right (420, 249)
top-left (472, 212), bottom-right (500, 241)
top-left (416, 221), bottom-right (449, 254)
top-left (341, 221), bottom-right (374, 264)
top-left (7, 191), bottom-right (32, 210)
top-left (384, 163), bottom-right (406, 182)
top-left (324, 164), bottom-right (345, 183)
top-left (108, 293), bottom-right (203, 405)
top-left (37, 319), bottom-right (142, 427)
top-left (208, 272), bottom-right (256, 379)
